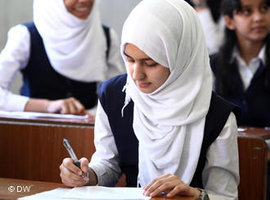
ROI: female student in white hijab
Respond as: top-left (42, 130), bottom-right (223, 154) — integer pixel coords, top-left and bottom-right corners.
top-left (0, 0), bottom-right (123, 115)
top-left (59, 0), bottom-right (239, 199)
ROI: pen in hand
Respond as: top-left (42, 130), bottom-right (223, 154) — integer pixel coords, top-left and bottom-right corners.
top-left (63, 138), bottom-right (87, 178)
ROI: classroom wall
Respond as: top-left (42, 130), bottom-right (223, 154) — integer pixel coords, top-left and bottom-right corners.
top-left (98, 0), bottom-right (142, 38)
top-left (0, 0), bottom-right (141, 94)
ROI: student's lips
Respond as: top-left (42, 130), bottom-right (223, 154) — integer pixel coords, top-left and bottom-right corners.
top-left (73, 7), bottom-right (90, 16)
top-left (75, 7), bottom-right (89, 12)
top-left (252, 26), bottom-right (266, 32)
top-left (137, 82), bottom-right (150, 88)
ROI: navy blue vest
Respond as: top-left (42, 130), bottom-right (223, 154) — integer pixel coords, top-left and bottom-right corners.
top-left (210, 54), bottom-right (270, 127)
top-left (21, 22), bottom-right (110, 109)
top-left (98, 74), bottom-right (235, 187)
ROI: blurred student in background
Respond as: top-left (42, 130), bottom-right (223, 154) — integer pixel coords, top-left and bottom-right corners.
top-left (188, 0), bottom-right (224, 54)
top-left (210, 1), bottom-right (270, 198)
top-left (210, 0), bottom-right (270, 127)
top-left (0, 0), bottom-right (123, 115)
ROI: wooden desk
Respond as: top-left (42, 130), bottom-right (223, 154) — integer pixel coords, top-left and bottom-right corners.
top-left (237, 127), bottom-right (270, 200)
top-left (238, 126), bottom-right (270, 160)
top-left (0, 178), bottom-right (66, 199)
top-left (0, 178), bottom-right (195, 200)
top-left (0, 114), bottom-right (95, 183)
top-left (238, 126), bottom-right (270, 163)
top-left (1, 113), bottom-right (270, 198)
top-left (238, 127), bottom-right (270, 140)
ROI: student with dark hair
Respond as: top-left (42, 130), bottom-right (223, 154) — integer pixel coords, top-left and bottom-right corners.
top-left (0, 0), bottom-right (123, 115)
top-left (210, 1), bottom-right (270, 198)
top-left (60, 0), bottom-right (239, 199)
top-left (210, 0), bottom-right (270, 127)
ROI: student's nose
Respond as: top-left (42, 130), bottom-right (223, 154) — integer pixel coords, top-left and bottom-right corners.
top-left (132, 62), bottom-right (145, 81)
top-left (253, 10), bottom-right (263, 22)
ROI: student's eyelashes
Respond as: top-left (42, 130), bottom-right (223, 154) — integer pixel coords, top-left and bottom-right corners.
top-left (144, 61), bottom-right (158, 67)
top-left (125, 57), bottom-right (157, 67)
top-left (260, 4), bottom-right (270, 13)
top-left (126, 57), bottom-right (135, 63)
top-left (240, 8), bottom-right (251, 16)
top-left (238, 4), bottom-right (270, 16)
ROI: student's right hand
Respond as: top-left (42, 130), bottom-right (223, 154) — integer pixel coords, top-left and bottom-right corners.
top-left (59, 157), bottom-right (90, 187)
top-left (46, 97), bottom-right (86, 115)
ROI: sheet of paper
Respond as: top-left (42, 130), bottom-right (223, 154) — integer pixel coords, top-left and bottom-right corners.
top-left (0, 110), bottom-right (88, 120)
top-left (237, 128), bottom-right (246, 132)
top-left (18, 188), bottom-right (70, 200)
top-left (62, 186), bottom-right (150, 200)
top-left (17, 187), bottom-right (226, 200)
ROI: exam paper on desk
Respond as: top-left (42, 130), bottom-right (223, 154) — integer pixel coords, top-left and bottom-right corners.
top-left (63, 187), bottom-right (228, 200)
top-left (18, 188), bottom-right (70, 200)
top-left (17, 187), bottom-right (228, 200)
top-left (62, 186), bottom-right (150, 199)
top-left (18, 186), bottom-right (150, 200)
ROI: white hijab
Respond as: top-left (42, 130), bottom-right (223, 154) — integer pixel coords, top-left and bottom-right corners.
top-left (33, 0), bottom-right (107, 82)
top-left (121, 0), bottom-right (212, 186)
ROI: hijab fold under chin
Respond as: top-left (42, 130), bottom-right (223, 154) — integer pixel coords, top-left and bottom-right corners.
top-left (121, 0), bottom-right (212, 186)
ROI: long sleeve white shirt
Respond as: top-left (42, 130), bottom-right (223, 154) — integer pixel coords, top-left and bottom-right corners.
top-left (0, 24), bottom-right (124, 111)
top-left (89, 101), bottom-right (240, 199)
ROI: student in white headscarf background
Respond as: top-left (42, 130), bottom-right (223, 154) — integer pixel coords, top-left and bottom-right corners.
top-left (188, 0), bottom-right (225, 55)
top-left (0, 0), bottom-right (123, 115)
top-left (59, 0), bottom-right (239, 199)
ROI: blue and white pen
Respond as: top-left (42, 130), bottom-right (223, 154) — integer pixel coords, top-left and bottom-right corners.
top-left (63, 138), bottom-right (86, 178)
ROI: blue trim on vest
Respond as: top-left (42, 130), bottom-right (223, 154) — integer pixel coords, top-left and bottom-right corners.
top-left (21, 22), bottom-right (100, 109)
top-left (98, 74), bottom-right (234, 187)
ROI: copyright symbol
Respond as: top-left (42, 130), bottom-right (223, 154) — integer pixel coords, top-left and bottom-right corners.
top-left (8, 186), bottom-right (15, 192)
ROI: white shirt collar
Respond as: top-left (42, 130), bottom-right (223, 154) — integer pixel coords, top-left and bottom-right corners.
top-left (231, 45), bottom-right (265, 90)
top-left (231, 45), bottom-right (266, 65)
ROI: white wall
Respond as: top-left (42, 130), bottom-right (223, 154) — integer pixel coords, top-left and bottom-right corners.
top-left (0, 0), bottom-right (141, 94)
top-left (98, 0), bottom-right (142, 38)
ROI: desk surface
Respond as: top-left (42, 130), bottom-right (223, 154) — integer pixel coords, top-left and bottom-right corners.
top-left (0, 113), bottom-right (94, 128)
top-left (0, 178), bottom-right (65, 199)
top-left (0, 178), bottom-right (195, 200)
top-left (1, 113), bottom-right (269, 137)
top-left (238, 127), bottom-right (270, 140)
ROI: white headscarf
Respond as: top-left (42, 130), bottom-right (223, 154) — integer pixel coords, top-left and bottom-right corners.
top-left (33, 0), bottom-right (107, 82)
top-left (121, 0), bottom-right (212, 186)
